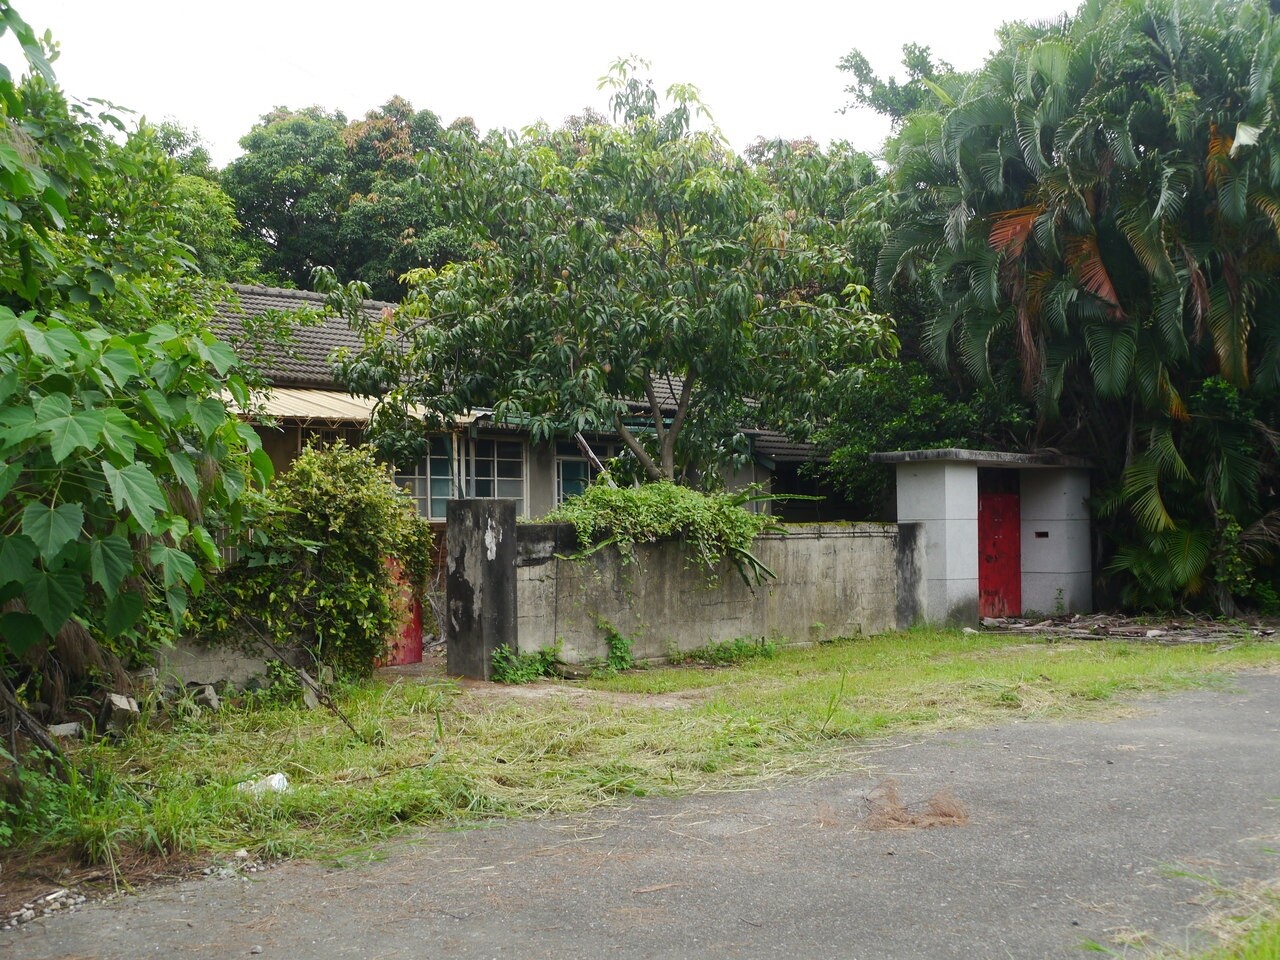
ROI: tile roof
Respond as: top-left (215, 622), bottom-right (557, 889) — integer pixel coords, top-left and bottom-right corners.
top-left (749, 430), bottom-right (820, 464)
top-left (213, 284), bottom-right (397, 390)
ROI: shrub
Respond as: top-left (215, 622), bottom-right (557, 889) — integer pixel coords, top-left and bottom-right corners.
top-left (545, 478), bottom-right (779, 583)
top-left (195, 443), bottom-right (433, 678)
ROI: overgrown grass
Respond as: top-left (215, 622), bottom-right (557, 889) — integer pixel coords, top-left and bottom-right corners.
top-left (7, 628), bottom-right (1279, 874)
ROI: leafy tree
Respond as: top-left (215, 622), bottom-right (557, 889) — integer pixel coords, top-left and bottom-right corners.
top-left (339, 60), bottom-right (896, 484)
top-left (155, 122), bottom-right (270, 282)
top-left (0, 3), bottom-right (270, 666)
top-left (838, 42), bottom-right (956, 123)
top-left (337, 97), bottom-right (473, 301)
top-left (815, 360), bottom-right (1033, 517)
top-left (221, 106), bottom-right (350, 287)
top-left (876, 0), bottom-right (1280, 610)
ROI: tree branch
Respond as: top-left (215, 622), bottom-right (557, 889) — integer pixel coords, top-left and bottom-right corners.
top-left (612, 411), bottom-right (664, 481)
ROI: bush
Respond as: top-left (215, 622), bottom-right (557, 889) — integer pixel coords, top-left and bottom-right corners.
top-left (545, 478), bottom-right (779, 583)
top-left (195, 443), bottom-right (433, 678)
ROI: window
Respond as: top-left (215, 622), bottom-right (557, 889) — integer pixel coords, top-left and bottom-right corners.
top-left (395, 436), bottom-right (456, 520)
top-left (396, 436), bottom-right (526, 519)
top-left (555, 439), bottom-right (621, 504)
top-left (470, 439), bottom-right (525, 514)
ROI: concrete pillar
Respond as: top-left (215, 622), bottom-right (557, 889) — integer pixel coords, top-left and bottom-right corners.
top-left (894, 461), bottom-right (979, 624)
top-left (446, 499), bottom-right (517, 679)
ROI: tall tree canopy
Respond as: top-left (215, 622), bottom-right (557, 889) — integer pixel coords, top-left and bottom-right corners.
top-left (220, 100), bottom-right (471, 300)
top-left (221, 106), bottom-right (351, 288)
top-left (878, 0), bottom-right (1280, 609)
top-left (338, 61), bottom-right (896, 484)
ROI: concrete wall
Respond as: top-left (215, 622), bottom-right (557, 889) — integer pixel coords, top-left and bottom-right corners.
top-left (526, 441), bottom-right (557, 518)
top-left (156, 639), bottom-right (276, 689)
top-left (1020, 469), bottom-right (1092, 614)
top-left (446, 499), bottom-right (518, 680)
top-left (514, 522), bottom-right (923, 664)
top-left (894, 461), bottom-right (980, 623)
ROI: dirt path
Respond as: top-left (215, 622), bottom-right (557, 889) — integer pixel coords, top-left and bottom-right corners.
top-left (9, 673), bottom-right (1280, 959)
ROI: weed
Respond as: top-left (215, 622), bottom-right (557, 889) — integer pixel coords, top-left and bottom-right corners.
top-left (585, 621), bottom-right (636, 677)
top-left (668, 636), bottom-right (779, 666)
top-left (491, 643), bottom-right (561, 684)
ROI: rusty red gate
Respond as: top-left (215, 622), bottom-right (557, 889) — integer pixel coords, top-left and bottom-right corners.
top-left (978, 469), bottom-right (1021, 618)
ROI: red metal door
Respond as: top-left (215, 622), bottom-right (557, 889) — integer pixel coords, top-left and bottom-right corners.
top-left (978, 472), bottom-right (1021, 618)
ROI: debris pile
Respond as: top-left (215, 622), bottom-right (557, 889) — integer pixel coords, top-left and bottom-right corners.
top-left (978, 613), bottom-right (1277, 645)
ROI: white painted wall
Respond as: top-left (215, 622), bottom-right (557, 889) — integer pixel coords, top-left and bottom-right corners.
top-left (895, 461), bottom-right (980, 623)
top-left (1019, 469), bottom-right (1092, 615)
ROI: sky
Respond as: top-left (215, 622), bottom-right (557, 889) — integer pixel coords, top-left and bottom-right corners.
top-left (15, 0), bottom-right (1077, 166)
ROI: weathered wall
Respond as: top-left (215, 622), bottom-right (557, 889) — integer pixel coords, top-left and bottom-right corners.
top-left (514, 522), bottom-right (921, 664)
top-left (446, 499), bottom-right (518, 680)
top-left (156, 639), bottom-right (276, 689)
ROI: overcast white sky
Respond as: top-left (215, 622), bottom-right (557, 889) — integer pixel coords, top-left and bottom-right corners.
top-left (16, 0), bottom-right (1076, 166)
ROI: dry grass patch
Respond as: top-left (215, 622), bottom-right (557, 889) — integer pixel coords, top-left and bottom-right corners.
top-left (861, 778), bottom-right (969, 831)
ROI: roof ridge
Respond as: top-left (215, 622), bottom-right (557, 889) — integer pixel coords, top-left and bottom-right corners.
top-left (227, 283), bottom-right (400, 312)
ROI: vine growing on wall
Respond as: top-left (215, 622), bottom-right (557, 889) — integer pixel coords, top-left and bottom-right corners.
top-left (545, 478), bottom-right (780, 584)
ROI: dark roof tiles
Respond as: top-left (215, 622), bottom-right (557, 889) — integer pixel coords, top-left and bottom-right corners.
top-left (213, 284), bottom-right (394, 390)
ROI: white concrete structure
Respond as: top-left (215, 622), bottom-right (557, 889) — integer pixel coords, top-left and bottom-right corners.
top-left (870, 449), bottom-right (1092, 624)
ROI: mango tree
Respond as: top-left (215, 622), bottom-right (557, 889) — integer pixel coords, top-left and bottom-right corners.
top-left (338, 60), bottom-right (897, 485)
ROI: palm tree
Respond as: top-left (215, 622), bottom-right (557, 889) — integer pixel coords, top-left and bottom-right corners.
top-left (879, 0), bottom-right (1280, 610)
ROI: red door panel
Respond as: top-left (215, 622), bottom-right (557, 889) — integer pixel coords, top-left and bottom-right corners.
top-left (978, 481), bottom-right (1021, 618)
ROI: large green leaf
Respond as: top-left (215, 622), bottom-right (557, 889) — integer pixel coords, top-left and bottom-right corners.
top-left (149, 542), bottom-right (197, 589)
top-left (90, 535), bottom-right (135, 595)
top-left (45, 407), bottom-right (106, 462)
top-left (103, 590), bottom-right (144, 638)
top-left (20, 502), bottom-right (84, 561)
top-left (190, 397), bottom-right (228, 439)
top-left (24, 566), bottom-right (84, 636)
top-left (0, 461), bottom-right (20, 501)
top-left (99, 346), bottom-right (141, 387)
top-left (0, 534), bottom-right (39, 587)
top-left (102, 462), bottom-right (167, 533)
top-left (0, 611), bottom-right (45, 655)
top-left (167, 449), bottom-right (199, 494)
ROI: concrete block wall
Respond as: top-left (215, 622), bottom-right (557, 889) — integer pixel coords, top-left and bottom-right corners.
top-left (514, 522), bottom-right (922, 665)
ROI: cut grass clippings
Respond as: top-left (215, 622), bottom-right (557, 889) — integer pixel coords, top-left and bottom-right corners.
top-left (7, 627), bottom-right (1280, 886)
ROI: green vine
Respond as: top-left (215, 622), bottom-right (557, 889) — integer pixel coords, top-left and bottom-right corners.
top-left (544, 477), bottom-right (781, 583)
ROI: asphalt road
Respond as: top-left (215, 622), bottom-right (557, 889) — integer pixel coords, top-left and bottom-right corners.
top-left (10, 672), bottom-right (1280, 959)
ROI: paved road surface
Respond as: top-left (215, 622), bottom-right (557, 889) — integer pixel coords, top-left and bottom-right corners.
top-left (10, 673), bottom-right (1280, 959)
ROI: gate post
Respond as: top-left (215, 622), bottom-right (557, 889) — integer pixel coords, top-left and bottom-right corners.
top-left (445, 499), bottom-right (517, 679)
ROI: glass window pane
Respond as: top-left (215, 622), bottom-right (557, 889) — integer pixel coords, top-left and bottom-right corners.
top-left (430, 498), bottom-right (448, 520)
top-left (430, 478), bottom-right (452, 497)
top-left (474, 459), bottom-right (493, 478)
top-left (496, 459), bottom-right (522, 479)
top-left (496, 441), bottom-right (522, 460)
top-left (428, 436), bottom-right (449, 457)
top-left (475, 439), bottom-right (494, 458)
top-left (475, 479), bottom-right (494, 498)
top-left (496, 479), bottom-right (523, 499)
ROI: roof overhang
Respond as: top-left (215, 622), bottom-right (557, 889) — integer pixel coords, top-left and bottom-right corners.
top-left (225, 387), bottom-right (481, 427)
top-left (868, 448), bottom-right (1091, 469)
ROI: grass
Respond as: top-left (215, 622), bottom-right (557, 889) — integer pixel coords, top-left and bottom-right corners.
top-left (7, 627), bottom-right (1280, 878)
